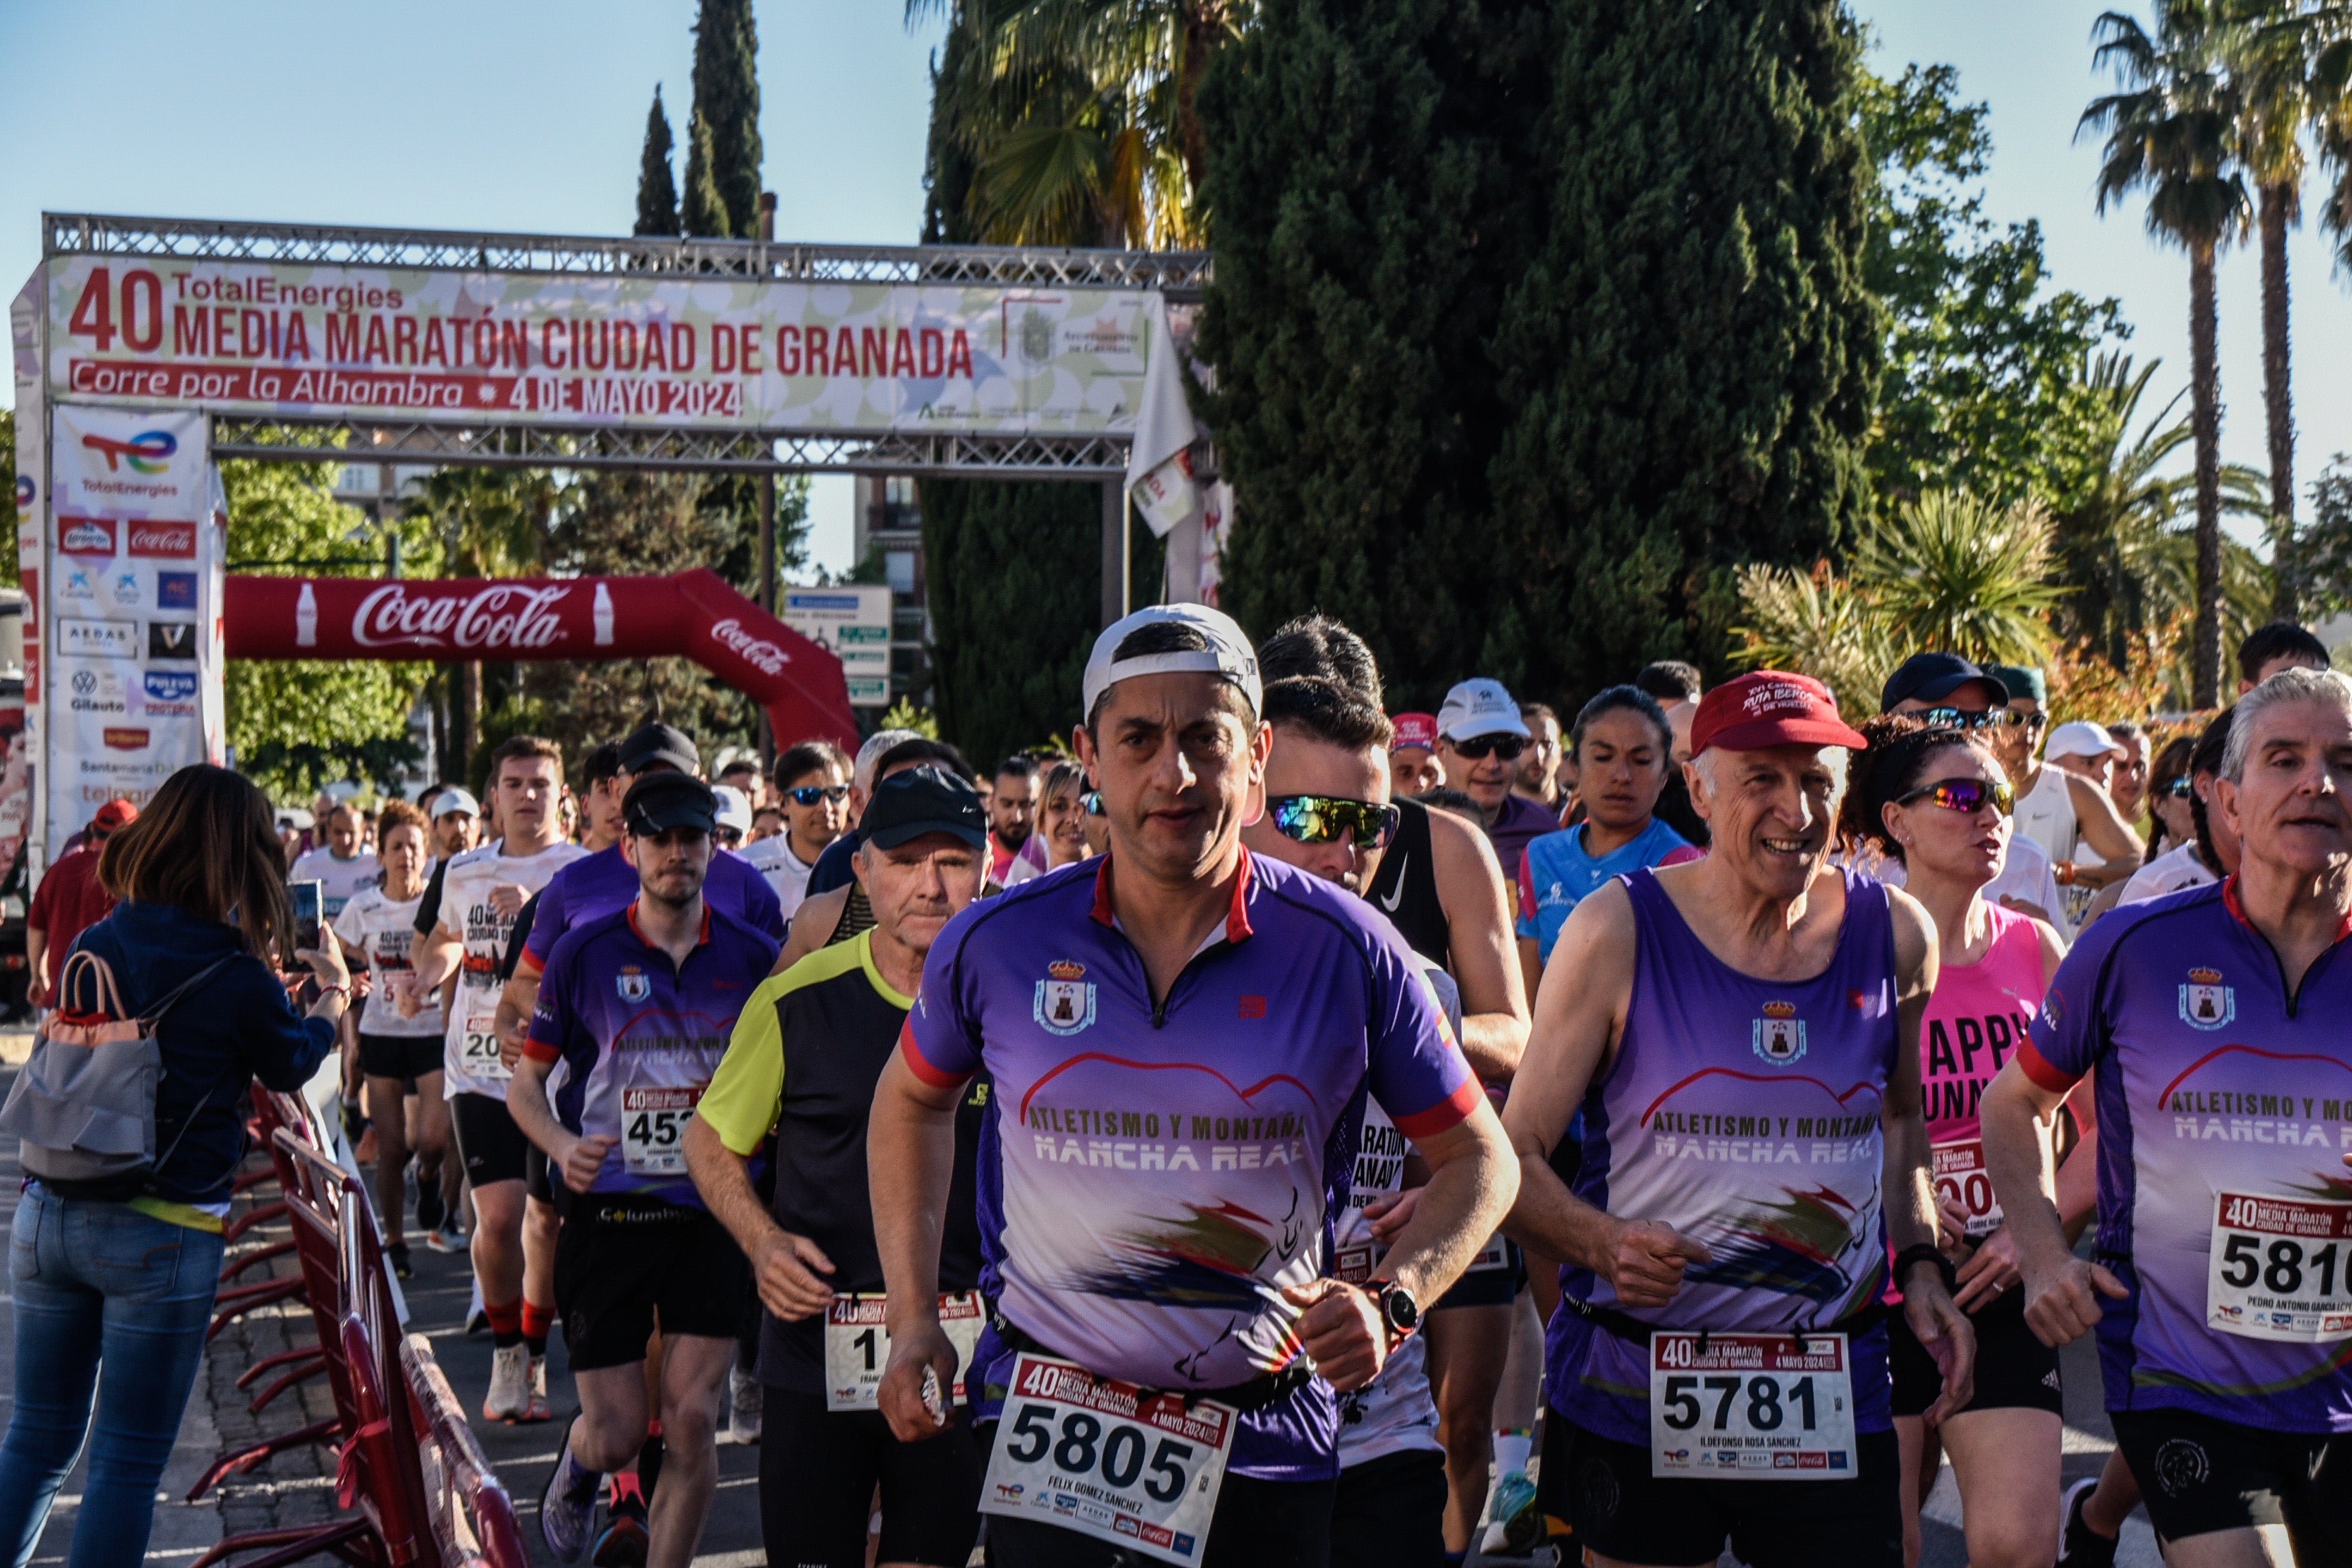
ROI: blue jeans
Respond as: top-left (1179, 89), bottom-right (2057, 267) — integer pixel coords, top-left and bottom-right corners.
top-left (0, 1186), bottom-right (223, 1568)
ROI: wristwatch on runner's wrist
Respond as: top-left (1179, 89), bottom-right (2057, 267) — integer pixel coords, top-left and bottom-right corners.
top-left (1893, 1243), bottom-right (1958, 1296)
top-left (1367, 1278), bottom-right (1420, 1347)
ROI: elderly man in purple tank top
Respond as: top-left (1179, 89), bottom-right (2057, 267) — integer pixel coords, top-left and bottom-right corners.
top-left (1983, 667), bottom-right (2352, 1568)
top-left (1499, 670), bottom-right (1974, 1568)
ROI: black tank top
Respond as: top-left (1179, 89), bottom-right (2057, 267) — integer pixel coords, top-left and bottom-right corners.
top-left (1365, 798), bottom-right (1452, 966)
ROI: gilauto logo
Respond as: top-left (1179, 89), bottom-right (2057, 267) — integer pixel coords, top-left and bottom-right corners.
top-left (79, 430), bottom-right (177, 474)
top-left (347, 583), bottom-right (571, 652)
top-left (709, 617), bottom-right (789, 676)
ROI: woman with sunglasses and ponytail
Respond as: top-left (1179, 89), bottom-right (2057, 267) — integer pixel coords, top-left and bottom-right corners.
top-left (1843, 715), bottom-right (2090, 1568)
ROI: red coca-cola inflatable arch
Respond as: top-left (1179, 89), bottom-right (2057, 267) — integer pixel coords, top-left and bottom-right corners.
top-left (225, 569), bottom-right (859, 748)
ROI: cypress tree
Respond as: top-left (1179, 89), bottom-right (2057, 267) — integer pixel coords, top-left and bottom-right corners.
top-left (690, 0), bottom-right (763, 239)
top-left (634, 87), bottom-right (679, 238)
top-left (1194, 0), bottom-right (1551, 710)
top-left (682, 108), bottom-right (730, 240)
top-left (1483, 0), bottom-right (1881, 705)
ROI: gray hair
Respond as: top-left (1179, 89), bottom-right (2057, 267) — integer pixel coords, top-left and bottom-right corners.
top-left (2221, 667), bottom-right (2352, 783)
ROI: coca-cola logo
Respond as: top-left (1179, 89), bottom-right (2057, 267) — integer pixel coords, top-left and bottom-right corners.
top-left (708, 617), bottom-right (790, 676)
top-left (127, 522), bottom-right (195, 559)
top-left (351, 583), bottom-right (572, 652)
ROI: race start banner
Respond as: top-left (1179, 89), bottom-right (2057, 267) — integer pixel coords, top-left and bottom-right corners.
top-left (41, 403), bottom-right (225, 862)
top-left (46, 256), bottom-right (1162, 435)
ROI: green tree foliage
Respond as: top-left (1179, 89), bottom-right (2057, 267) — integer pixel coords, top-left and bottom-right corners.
top-left (918, 477), bottom-right (1104, 768)
top-left (1478, 0), bottom-right (1881, 710)
top-left (690, 0), bottom-right (764, 239)
top-left (222, 460), bottom-right (440, 799)
top-left (1848, 491), bottom-right (2064, 663)
top-left (635, 86), bottom-right (681, 238)
top-left (1197, 0), bottom-right (1551, 711)
top-left (2280, 452), bottom-right (2352, 617)
top-left (682, 109), bottom-right (731, 240)
top-left (1860, 63), bottom-right (2126, 509)
top-left (1729, 563), bottom-right (1893, 722)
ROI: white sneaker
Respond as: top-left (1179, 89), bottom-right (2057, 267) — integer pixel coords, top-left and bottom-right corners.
top-left (523, 1354), bottom-right (552, 1423)
top-left (485, 1342), bottom-right (531, 1423)
top-left (729, 1365), bottom-right (762, 1444)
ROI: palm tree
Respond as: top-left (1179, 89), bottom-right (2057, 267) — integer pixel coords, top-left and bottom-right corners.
top-left (1851, 491), bottom-right (2069, 666)
top-left (2082, 3), bottom-right (2252, 707)
top-left (2051, 353), bottom-right (2268, 665)
top-left (1729, 562), bottom-right (1896, 724)
top-left (2221, 1), bottom-right (2310, 621)
top-left (912, 0), bottom-right (1244, 247)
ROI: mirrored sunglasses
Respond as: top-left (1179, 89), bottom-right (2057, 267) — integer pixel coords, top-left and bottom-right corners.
top-left (789, 784), bottom-right (851, 806)
top-left (1083, 791), bottom-right (1107, 817)
top-left (1269, 795), bottom-right (1402, 851)
top-left (2164, 775), bottom-right (2197, 800)
top-left (1915, 706), bottom-right (2022, 731)
top-left (1895, 776), bottom-right (2014, 817)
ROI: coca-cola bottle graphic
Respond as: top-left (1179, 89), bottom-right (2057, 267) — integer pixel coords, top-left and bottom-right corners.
top-left (594, 583), bottom-right (615, 647)
top-left (295, 581), bottom-right (318, 649)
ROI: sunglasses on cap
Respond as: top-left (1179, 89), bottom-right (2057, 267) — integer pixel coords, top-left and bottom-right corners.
top-left (1446, 734), bottom-right (1526, 761)
top-left (789, 784), bottom-right (851, 807)
top-left (1269, 795), bottom-right (1402, 851)
top-left (1895, 776), bottom-right (2015, 817)
top-left (1913, 706), bottom-right (2023, 731)
top-left (1083, 791), bottom-right (1106, 817)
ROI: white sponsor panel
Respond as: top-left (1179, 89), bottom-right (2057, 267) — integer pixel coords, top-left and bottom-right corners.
top-left (1649, 1331), bottom-right (1857, 1480)
top-left (780, 586), bottom-right (892, 708)
top-left (12, 268), bottom-right (45, 878)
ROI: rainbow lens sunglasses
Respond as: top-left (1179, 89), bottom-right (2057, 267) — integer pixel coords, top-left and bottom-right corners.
top-left (1269, 795), bottom-right (1402, 850)
top-left (1895, 776), bottom-right (2015, 817)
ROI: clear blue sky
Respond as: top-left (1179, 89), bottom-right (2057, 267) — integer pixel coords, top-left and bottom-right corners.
top-left (2, 1), bottom-right (2335, 572)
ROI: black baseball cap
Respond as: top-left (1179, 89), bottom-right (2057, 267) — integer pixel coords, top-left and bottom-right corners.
top-left (622, 771), bottom-right (718, 836)
top-left (1879, 652), bottom-right (2008, 714)
top-left (618, 721), bottom-right (699, 776)
top-left (859, 765), bottom-right (988, 852)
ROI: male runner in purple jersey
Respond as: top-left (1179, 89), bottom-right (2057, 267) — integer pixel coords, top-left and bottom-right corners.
top-left (1984, 667), bottom-right (2352, 1568)
top-left (1500, 670), bottom-right (1972, 1568)
top-left (866, 604), bottom-right (1520, 1568)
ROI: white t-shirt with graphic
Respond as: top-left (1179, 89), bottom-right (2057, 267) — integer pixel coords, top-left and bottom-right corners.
top-left (437, 838), bottom-right (588, 1101)
top-left (339, 884), bottom-right (440, 1039)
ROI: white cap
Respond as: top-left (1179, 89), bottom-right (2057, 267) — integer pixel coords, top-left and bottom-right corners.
top-left (711, 785), bottom-right (754, 834)
top-left (1437, 678), bottom-right (1529, 742)
top-left (853, 729), bottom-right (924, 796)
top-left (428, 786), bottom-right (480, 819)
top-left (2044, 719), bottom-right (2123, 762)
top-left (1082, 604), bottom-right (1262, 720)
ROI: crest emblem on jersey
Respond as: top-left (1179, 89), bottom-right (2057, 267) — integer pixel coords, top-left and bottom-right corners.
top-left (1753, 1000), bottom-right (1806, 1064)
top-left (617, 967), bottom-right (651, 1003)
top-left (1034, 969), bottom-right (1097, 1036)
top-left (2178, 967), bottom-right (2234, 1031)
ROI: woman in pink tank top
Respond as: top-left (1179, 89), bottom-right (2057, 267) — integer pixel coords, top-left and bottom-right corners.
top-left (1843, 716), bottom-right (2082, 1568)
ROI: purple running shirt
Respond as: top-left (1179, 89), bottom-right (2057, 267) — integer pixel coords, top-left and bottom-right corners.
top-left (2022, 878), bottom-right (2352, 1433)
top-left (902, 848), bottom-right (1482, 1481)
top-left (1544, 866), bottom-right (1904, 1446)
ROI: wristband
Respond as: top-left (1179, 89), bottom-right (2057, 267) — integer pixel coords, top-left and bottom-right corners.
top-left (1893, 1242), bottom-right (1956, 1296)
top-left (2054, 859), bottom-right (2077, 887)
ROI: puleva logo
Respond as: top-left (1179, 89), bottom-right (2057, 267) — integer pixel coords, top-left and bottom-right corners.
top-left (79, 430), bottom-right (177, 474)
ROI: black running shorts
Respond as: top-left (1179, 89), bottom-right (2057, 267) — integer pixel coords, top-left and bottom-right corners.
top-left (357, 1031), bottom-right (443, 1083)
top-left (552, 1200), bottom-right (748, 1371)
top-left (758, 1388), bottom-right (981, 1568)
top-left (1536, 1410), bottom-right (1901, 1568)
top-left (2111, 1407), bottom-right (2351, 1558)
top-left (449, 1091), bottom-right (529, 1187)
top-left (1329, 1447), bottom-right (1447, 1568)
top-left (1889, 1287), bottom-right (2062, 1418)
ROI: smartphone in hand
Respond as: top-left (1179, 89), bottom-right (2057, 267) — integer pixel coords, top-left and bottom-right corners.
top-left (290, 880), bottom-right (323, 955)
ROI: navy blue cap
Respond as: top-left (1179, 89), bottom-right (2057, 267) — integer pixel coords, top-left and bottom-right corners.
top-left (860, 765), bottom-right (987, 852)
top-left (623, 771), bottom-right (718, 836)
top-left (1879, 653), bottom-right (2009, 714)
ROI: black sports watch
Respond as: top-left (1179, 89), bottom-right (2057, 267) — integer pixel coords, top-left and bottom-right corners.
top-left (1367, 1278), bottom-right (1420, 1346)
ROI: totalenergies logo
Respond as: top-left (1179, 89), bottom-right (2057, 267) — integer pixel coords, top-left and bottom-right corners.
top-left (79, 430), bottom-right (177, 474)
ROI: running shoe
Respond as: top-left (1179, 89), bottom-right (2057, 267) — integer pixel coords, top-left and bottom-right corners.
top-left (484, 1343), bottom-right (531, 1423)
top-left (2059, 1477), bottom-right (2119, 1567)
top-left (428, 1220), bottom-right (468, 1255)
top-left (385, 1243), bottom-right (412, 1281)
top-left (593, 1474), bottom-right (649, 1568)
top-left (728, 1365), bottom-right (762, 1444)
top-left (1478, 1469), bottom-right (1544, 1558)
top-left (522, 1354), bottom-right (553, 1423)
top-left (539, 1431), bottom-right (602, 1564)
top-left (415, 1183), bottom-right (445, 1236)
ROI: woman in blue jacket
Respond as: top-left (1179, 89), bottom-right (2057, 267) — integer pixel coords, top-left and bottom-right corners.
top-left (0, 765), bottom-right (348, 1568)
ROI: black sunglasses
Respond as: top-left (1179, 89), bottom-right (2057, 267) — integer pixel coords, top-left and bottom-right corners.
top-left (789, 784), bottom-right (851, 807)
top-left (1269, 795), bottom-right (1401, 851)
top-left (1895, 776), bottom-right (2015, 817)
top-left (1446, 734), bottom-right (1527, 762)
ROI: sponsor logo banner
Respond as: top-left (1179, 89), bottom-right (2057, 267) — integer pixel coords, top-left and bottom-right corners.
top-left (50, 405), bottom-right (206, 522)
top-left (57, 617), bottom-right (136, 660)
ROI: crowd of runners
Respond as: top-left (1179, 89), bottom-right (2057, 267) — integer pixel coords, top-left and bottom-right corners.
top-left (268, 608), bottom-right (2350, 1568)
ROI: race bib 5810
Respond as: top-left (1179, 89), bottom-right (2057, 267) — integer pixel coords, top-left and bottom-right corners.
top-left (2207, 1192), bottom-right (2352, 1343)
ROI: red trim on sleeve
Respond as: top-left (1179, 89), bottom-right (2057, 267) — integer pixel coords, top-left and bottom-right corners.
top-left (1391, 1076), bottom-right (1484, 1140)
top-left (2016, 1037), bottom-right (2081, 1095)
top-left (897, 1016), bottom-right (973, 1089)
top-left (1516, 847), bottom-right (1536, 923)
top-left (1089, 858), bottom-right (1117, 926)
top-left (1224, 848), bottom-right (1255, 944)
top-left (520, 1037), bottom-right (561, 1064)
